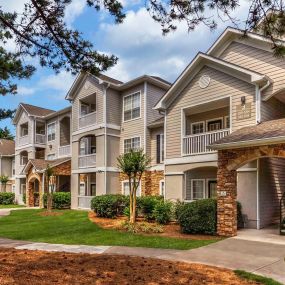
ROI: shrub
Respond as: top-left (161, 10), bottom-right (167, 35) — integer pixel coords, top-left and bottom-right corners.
top-left (237, 201), bottom-right (244, 229)
top-left (23, 193), bottom-right (26, 204)
top-left (0, 192), bottom-right (15, 205)
top-left (153, 200), bottom-right (173, 224)
top-left (91, 194), bottom-right (129, 218)
top-left (137, 196), bottom-right (162, 221)
top-left (43, 192), bottom-right (71, 209)
top-left (177, 199), bottom-right (217, 235)
top-left (121, 221), bottom-right (163, 234)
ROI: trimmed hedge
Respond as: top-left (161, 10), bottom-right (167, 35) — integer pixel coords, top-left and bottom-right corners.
top-left (153, 200), bottom-right (173, 224)
top-left (43, 192), bottom-right (71, 209)
top-left (137, 196), bottom-right (163, 221)
top-left (0, 193), bottom-right (15, 205)
top-left (177, 199), bottom-right (217, 235)
top-left (91, 194), bottom-right (129, 218)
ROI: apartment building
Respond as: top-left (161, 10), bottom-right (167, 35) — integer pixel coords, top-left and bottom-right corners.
top-left (0, 139), bottom-right (15, 193)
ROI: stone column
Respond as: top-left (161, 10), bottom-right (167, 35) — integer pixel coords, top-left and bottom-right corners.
top-left (217, 150), bottom-right (237, 237)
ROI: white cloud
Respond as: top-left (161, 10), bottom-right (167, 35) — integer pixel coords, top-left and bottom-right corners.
top-left (17, 86), bottom-right (36, 96)
top-left (40, 71), bottom-right (75, 93)
top-left (64, 0), bottom-right (86, 26)
top-left (0, 0), bottom-right (25, 13)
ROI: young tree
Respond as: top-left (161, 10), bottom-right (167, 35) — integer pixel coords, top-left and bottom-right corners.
top-left (45, 164), bottom-right (54, 212)
top-left (0, 127), bottom-right (14, 140)
top-left (0, 175), bottom-right (9, 192)
top-left (117, 149), bottom-right (151, 224)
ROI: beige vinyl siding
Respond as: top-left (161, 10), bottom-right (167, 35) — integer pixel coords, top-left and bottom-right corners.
top-left (120, 84), bottom-right (145, 153)
top-left (150, 127), bottom-right (164, 166)
top-left (59, 116), bottom-right (71, 146)
top-left (106, 135), bottom-right (120, 167)
top-left (106, 88), bottom-right (122, 126)
top-left (261, 97), bottom-right (285, 121)
top-left (16, 110), bottom-right (32, 147)
top-left (46, 118), bottom-right (58, 158)
top-left (72, 76), bottom-right (104, 132)
top-left (0, 157), bottom-right (13, 177)
top-left (185, 107), bottom-right (229, 134)
top-left (220, 41), bottom-right (285, 99)
top-left (166, 66), bottom-right (255, 159)
top-left (259, 158), bottom-right (285, 228)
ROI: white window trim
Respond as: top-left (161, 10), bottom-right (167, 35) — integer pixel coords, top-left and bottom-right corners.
top-left (123, 91), bottom-right (142, 122)
top-left (206, 178), bottom-right (217, 198)
top-left (123, 136), bottom-right (141, 153)
top-left (159, 179), bottom-right (165, 196)
top-left (47, 121), bottom-right (56, 142)
top-left (191, 121), bottom-right (205, 135)
top-left (47, 153), bottom-right (56, 160)
top-left (191, 179), bottom-right (206, 200)
top-left (20, 154), bottom-right (28, 166)
top-left (20, 122), bottom-right (29, 137)
top-left (121, 180), bottom-right (141, 196)
top-left (206, 117), bottom-right (224, 132)
top-left (159, 133), bottom-right (164, 163)
top-left (224, 115), bottom-right (230, 129)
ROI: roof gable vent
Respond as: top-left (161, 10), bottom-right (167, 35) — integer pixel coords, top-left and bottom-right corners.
top-left (199, 75), bottom-right (211, 89)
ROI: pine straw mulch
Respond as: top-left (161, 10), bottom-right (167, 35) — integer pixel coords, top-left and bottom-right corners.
top-left (88, 212), bottom-right (220, 241)
top-left (0, 248), bottom-right (258, 285)
top-left (38, 211), bottom-right (64, 217)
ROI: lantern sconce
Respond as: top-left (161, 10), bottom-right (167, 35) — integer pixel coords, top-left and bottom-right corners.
top-left (241, 96), bottom-right (246, 105)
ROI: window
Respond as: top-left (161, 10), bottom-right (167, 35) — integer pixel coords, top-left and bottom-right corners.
top-left (20, 153), bottom-right (28, 165)
top-left (12, 160), bottom-right (15, 176)
top-left (124, 137), bottom-right (140, 153)
top-left (79, 182), bottom-right (86, 196)
top-left (224, 116), bottom-right (230, 129)
top-left (159, 180), bottom-right (165, 196)
top-left (191, 179), bottom-right (205, 200)
top-left (20, 123), bottom-right (28, 137)
top-left (207, 119), bottom-right (223, 132)
top-left (20, 184), bottom-right (26, 195)
top-left (208, 180), bottom-right (217, 198)
top-left (123, 92), bottom-right (141, 121)
top-left (90, 183), bottom-right (96, 196)
top-left (191, 122), bottom-right (204, 134)
top-left (47, 123), bottom-right (56, 141)
top-left (156, 134), bottom-right (164, 164)
top-left (122, 180), bottom-right (141, 196)
top-left (47, 154), bottom-right (56, 160)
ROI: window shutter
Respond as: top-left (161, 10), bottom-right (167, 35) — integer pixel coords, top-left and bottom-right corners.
top-left (156, 134), bottom-right (161, 164)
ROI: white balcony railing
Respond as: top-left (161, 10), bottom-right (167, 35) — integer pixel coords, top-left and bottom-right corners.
top-left (183, 129), bottom-right (230, 155)
top-left (18, 135), bottom-right (29, 146)
top-left (78, 153), bottom-right (96, 168)
top-left (58, 145), bottom-right (71, 157)
top-left (35, 134), bottom-right (46, 144)
top-left (78, 196), bottom-right (94, 209)
top-left (79, 112), bottom-right (96, 129)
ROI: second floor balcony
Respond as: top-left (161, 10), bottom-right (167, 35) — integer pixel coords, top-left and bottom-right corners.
top-left (79, 94), bottom-right (97, 129)
top-left (78, 135), bottom-right (96, 168)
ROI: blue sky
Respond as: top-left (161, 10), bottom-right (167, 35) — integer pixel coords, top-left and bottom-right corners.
top-left (0, 0), bottom-right (250, 133)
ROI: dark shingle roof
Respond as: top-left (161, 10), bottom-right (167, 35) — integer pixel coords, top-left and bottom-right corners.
top-left (21, 103), bottom-right (55, 117)
top-left (150, 76), bottom-right (171, 85)
top-left (0, 139), bottom-right (15, 156)
top-left (99, 74), bottom-right (123, 85)
top-left (210, 118), bottom-right (285, 148)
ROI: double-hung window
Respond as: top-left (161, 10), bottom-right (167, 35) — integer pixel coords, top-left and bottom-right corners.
top-left (122, 180), bottom-right (141, 196)
top-left (191, 179), bottom-right (205, 200)
top-left (47, 123), bottom-right (56, 141)
top-left (191, 122), bottom-right (204, 134)
top-left (124, 137), bottom-right (140, 153)
top-left (156, 133), bottom-right (164, 163)
top-left (123, 92), bottom-right (140, 121)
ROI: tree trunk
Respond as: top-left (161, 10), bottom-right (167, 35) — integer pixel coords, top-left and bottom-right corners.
top-left (47, 193), bottom-right (52, 212)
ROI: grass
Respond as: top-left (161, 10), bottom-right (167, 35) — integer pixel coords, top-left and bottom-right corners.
top-left (0, 209), bottom-right (219, 250)
top-left (234, 270), bottom-right (283, 285)
top-left (0, 204), bottom-right (25, 209)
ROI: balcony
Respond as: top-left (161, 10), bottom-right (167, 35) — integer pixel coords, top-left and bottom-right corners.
top-left (78, 153), bottom-right (96, 168)
top-left (58, 145), bottom-right (71, 157)
top-left (35, 134), bottom-right (46, 144)
top-left (18, 136), bottom-right (29, 146)
top-left (79, 112), bottom-right (96, 129)
top-left (182, 129), bottom-right (230, 155)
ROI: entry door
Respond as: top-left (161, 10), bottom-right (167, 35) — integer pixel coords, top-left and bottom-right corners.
top-left (208, 180), bottom-right (217, 198)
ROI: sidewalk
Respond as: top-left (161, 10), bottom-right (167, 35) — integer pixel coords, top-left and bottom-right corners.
top-left (0, 208), bottom-right (284, 283)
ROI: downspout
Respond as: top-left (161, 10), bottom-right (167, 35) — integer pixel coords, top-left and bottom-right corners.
top-left (256, 80), bottom-right (271, 124)
top-left (103, 83), bottom-right (110, 195)
top-left (256, 159), bottom-right (260, 229)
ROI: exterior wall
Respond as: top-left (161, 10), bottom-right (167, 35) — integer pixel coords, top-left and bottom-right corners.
top-left (150, 127), bottom-right (164, 166)
top-left (106, 88), bottom-right (121, 126)
top-left (120, 84), bottom-right (145, 153)
top-left (72, 76), bottom-right (104, 132)
top-left (106, 134), bottom-right (120, 167)
top-left (220, 41), bottom-right (285, 100)
top-left (166, 66), bottom-right (255, 159)
top-left (259, 157), bottom-right (285, 228)
top-left (106, 172), bottom-right (120, 194)
top-left (15, 110), bottom-right (33, 148)
top-left (261, 97), bottom-right (285, 121)
top-left (165, 174), bottom-right (184, 201)
top-left (0, 157), bottom-right (13, 177)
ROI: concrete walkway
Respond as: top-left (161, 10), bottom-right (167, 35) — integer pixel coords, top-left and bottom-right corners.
top-left (0, 208), bottom-right (284, 283)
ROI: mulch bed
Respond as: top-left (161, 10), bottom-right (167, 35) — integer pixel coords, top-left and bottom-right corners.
top-left (38, 211), bottom-right (64, 217)
top-left (0, 248), bottom-right (258, 285)
top-left (88, 212), bottom-right (220, 240)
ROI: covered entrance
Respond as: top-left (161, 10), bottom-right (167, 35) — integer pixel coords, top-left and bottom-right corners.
top-left (210, 119), bottom-right (285, 237)
top-left (27, 175), bottom-right (41, 207)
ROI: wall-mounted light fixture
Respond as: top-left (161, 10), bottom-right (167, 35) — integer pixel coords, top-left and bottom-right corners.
top-left (241, 96), bottom-right (246, 105)
top-left (49, 144), bottom-right (52, 150)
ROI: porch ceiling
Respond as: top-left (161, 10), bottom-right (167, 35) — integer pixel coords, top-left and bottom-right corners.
top-left (210, 118), bottom-right (285, 149)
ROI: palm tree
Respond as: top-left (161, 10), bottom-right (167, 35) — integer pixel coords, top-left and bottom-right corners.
top-left (117, 149), bottom-right (151, 224)
top-left (0, 175), bottom-right (9, 192)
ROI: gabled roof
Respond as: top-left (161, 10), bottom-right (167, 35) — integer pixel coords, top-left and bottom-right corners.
top-left (148, 117), bottom-right (164, 128)
top-left (22, 157), bottom-right (71, 174)
top-left (44, 106), bottom-right (71, 120)
top-left (66, 72), bottom-right (171, 101)
top-left (0, 139), bottom-right (15, 156)
top-left (209, 118), bottom-right (285, 150)
top-left (154, 52), bottom-right (269, 110)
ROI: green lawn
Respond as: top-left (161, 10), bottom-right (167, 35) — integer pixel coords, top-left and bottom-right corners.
top-left (0, 209), bottom-right (219, 250)
top-left (234, 270), bottom-right (283, 285)
top-left (0, 204), bottom-right (26, 209)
